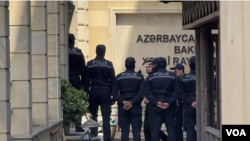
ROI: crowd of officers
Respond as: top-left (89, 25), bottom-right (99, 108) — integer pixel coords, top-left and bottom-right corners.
top-left (68, 34), bottom-right (197, 141)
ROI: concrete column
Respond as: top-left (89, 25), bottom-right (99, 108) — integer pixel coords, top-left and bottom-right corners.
top-left (0, 1), bottom-right (11, 141)
top-left (78, 1), bottom-right (89, 62)
top-left (9, 1), bottom-right (32, 135)
top-left (31, 1), bottom-right (48, 126)
top-left (47, 1), bottom-right (62, 120)
top-left (69, 1), bottom-right (78, 47)
top-left (220, 1), bottom-right (250, 124)
top-left (60, 1), bottom-right (68, 79)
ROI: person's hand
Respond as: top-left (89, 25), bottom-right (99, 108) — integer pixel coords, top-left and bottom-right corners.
top-left (157, 102), bottom-right (169, 109)
top-left (124, 104), bottom-right (133, 110)
top-left (157, 102), bottom-right (164, 109)
top-left (123, 101), bottom-right (133, 110)
top-left (162, 103), bottom-right (169, 109)
top-left (143, 98), bottom-right (150, 104)
top-left (192, 101), bottom-right (197, 108)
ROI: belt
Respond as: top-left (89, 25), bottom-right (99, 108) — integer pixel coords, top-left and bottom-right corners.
top-left (153, 94), bottom-right (171, 103)
top-left (91, 85), bottom-right (110, 88)
top-left (121, 98), bottom-right (133, 101)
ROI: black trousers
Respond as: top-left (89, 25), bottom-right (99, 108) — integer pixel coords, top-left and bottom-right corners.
top-left (69, 76), bottom-right (81, 90)
top-left (183, 104), bottom-right (196, 141)
top-left (151, 104), bottom-right (176, 141)
top-left (69, 75), bottom-right (82, 129)
top-left (144, 104), bottom-right (168, 141)
top-left (175, 103), bottom-right (183, 141)
top-left (118, 104), bottom-right (142, 141)
top-left (89, 87), bottom-right (112, 141)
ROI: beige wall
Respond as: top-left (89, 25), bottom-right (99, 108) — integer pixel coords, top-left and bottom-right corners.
top-left (88, 1), bottom-right (195, 75)
top-left (115, 14), bottom-right (194, 74)
top-left (220, 1), bottom-right (250, 124)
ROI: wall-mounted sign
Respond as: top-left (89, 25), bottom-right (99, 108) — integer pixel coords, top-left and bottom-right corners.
top-left (136, 34), bottom-right (195, 43)
top-left (115, 13), bottom-right (196, 74)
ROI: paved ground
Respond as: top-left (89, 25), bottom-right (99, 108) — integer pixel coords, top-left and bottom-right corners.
top-left (85, 128), bottom-right (187, 141)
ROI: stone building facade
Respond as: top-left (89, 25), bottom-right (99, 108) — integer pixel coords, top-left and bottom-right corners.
top-left (1, 1), bottom-right (191, 140)
top-left (4, 1), bottom-right (240, 141)
top-left (0, 1), bottom-right (90, 140)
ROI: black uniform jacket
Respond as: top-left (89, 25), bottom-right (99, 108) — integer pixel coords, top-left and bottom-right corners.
top-left (112, 69), bottom-right (145, 105)
top-left (84, 56), bottom-right (115, 93)
top-left (145, 68), bottom-right (181, 106)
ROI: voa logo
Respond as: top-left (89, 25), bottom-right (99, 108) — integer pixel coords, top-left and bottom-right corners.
top-left (226, 129), bottom-right (246, 136)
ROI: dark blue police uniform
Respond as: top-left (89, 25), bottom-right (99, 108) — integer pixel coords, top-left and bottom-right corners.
top-left (170, 63), bottom-right (185, 141)
top-left (145, 57), bottom-right (181, 141)
top-left (68, 35), bottom-right (86, 90)
top-left (68, 34), bottom-right (86, 132)
top-left (113, 57), bottom-right (145, 141)
top-left (144, 58), bottom-right (168, 141)
top-left (84, 45), bottom-right (115, 141)
top-left (181, 56), bottom-right (196, 141)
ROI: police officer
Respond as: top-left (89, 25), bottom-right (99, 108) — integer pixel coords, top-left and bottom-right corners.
top-left (171, 64), bottom-right (185, 78)
top-left (143, 59), bottom-right (168, 141)
top-left (145, 57), bottom-right (181, 141)
top-left (181, 56), bottom-right (196, 141)
top-left (68, 33), bottom-right (86, 132)
top-left (84, 45), bottom-right (115, 141)
top-left (113, 57), bottom-right (145, 141)
top-left (170, 64), bottom-right (185, 141)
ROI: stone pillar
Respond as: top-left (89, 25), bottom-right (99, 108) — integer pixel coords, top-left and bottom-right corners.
top-left (0, 1), bottom-right (11, 141)
top-left (69, 1), bottom-right (78, 47)
top-left (220, 1), bottom-right (250, 124)
top-left (60, 1), bottom-right (68, 79)
top-left (47, 1), bottom-right (62, 120)
top-left (9, 1), bottom-right (32, 135)
top-left (31, 1), bottom-right (48, 126)
top-left (78, 1), bottom-right (89, 62)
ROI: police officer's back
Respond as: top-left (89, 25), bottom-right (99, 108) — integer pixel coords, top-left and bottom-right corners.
top-left (68, 34), bottom-right (86, 90)
top-left (145, 57), bottom-right (180, 141)
top-left (143, 58), bottom-right (168, 141)
top-left (68, 34), bottom-right (86, 132)
top-left (84, 45), bottom-right (115, 141)
top-left (181, 56), bottom-right (196, 141)
top-left (112, 57), bottom-right (144, 141)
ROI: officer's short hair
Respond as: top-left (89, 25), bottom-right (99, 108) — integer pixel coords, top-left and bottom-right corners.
top-left (146, 60), bottom-right (153, 63)
top-left (68, 34), bottom-right (75, 45)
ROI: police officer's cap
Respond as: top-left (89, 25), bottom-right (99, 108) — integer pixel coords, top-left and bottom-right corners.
top-left (68, 34), bottom-right (76, 41)
top-left (170, 64), bottom-right (184, 70)
top-left (125, 57), bottom-right (136, 66)
top-left (149, 58), bottom-right (158, 65)
top-left (156, 57), bottom-right (167, 66)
